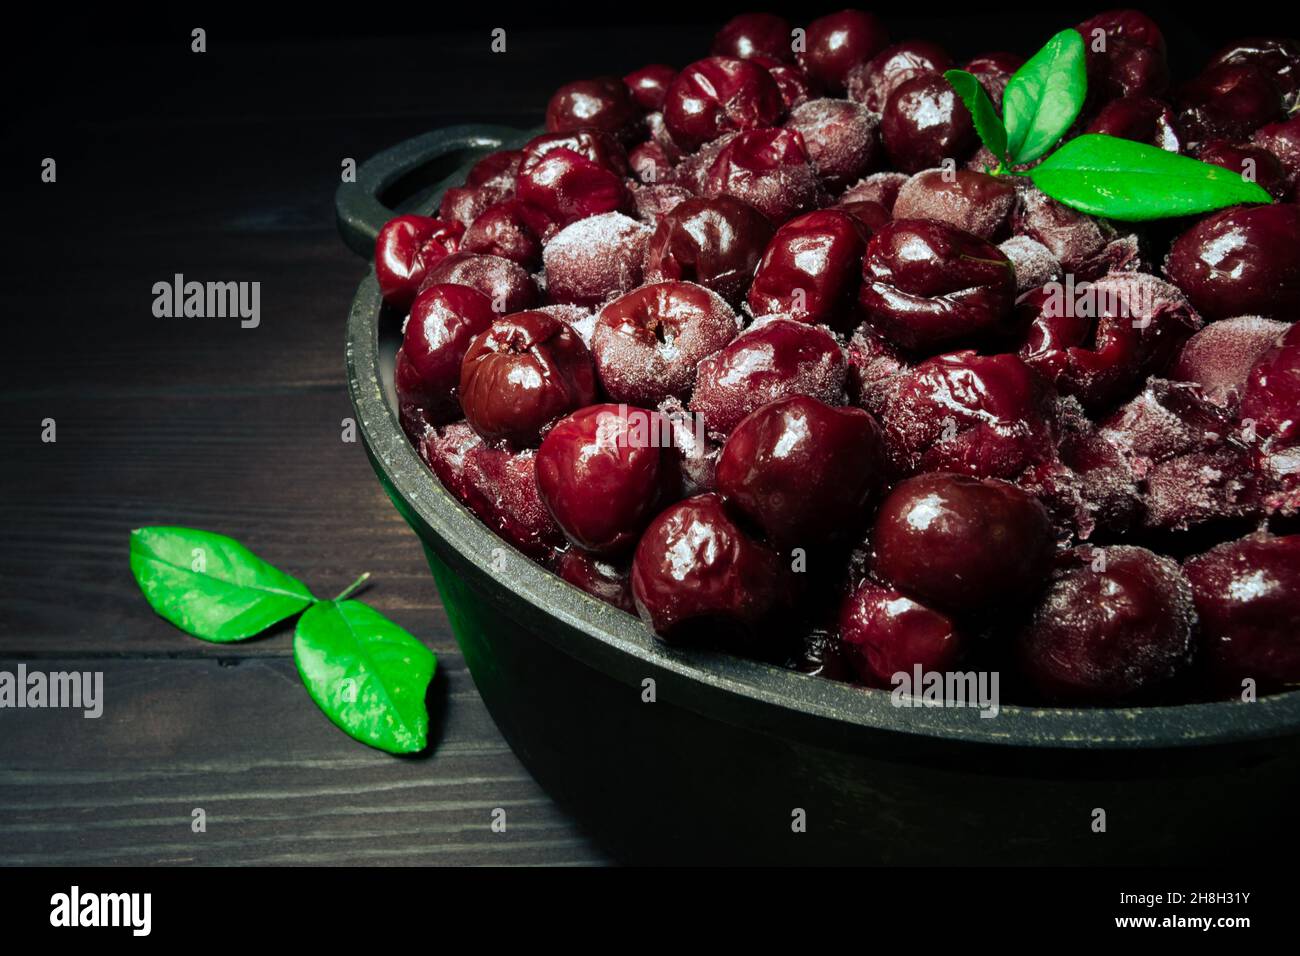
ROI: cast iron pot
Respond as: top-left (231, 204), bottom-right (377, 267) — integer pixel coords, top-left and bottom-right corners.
top-left (337, 125), bottom-right (1300, 865)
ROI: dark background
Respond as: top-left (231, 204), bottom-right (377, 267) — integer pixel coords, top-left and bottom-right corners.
top-left (0, 5), bottom-right (1294, 865)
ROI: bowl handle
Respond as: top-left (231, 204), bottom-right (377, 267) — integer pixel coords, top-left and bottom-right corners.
top-left (334, 124), bottom-right (524, 258)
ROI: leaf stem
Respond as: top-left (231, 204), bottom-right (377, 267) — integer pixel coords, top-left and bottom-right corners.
top-left (333, 572), bottom-right (373, 602)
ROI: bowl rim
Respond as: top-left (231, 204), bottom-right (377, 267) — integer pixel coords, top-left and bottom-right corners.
top-left (343, 136), bottom-right (1300, 753)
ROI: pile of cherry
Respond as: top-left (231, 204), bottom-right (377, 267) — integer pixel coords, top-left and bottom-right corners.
top-left (374, 9), bottom-right (1300, 707)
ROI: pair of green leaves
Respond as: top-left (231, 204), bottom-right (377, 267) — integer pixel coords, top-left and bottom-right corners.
top-left (130, 527), bottom-right (435, 754)
top-left (944, 29), bottom-right (1273, 220)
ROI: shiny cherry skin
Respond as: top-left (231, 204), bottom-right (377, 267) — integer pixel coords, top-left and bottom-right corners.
top-left (1016, 546), bottom-right (1195, 705)
top-left (1171, 316), bottom-right (1289, 406)
top-left (838, 580), bottom-right (965, 688)
top-left (1240, 322), bottom-right (1300, 445)
top-left (1252, 115), bottom-right (1300, 193)
top-left (871, 472), bottom-right (1054, 614)
top-left (394, 283), bottom-right (497, 424)
top-left (1165, 204), bottom-right (1300, 321)
top-left (960, 51), bottom-right (1024, 109)
top-left (643, 196), bottom-right (775, 306)
top-left (880, 72), bottom-right (976, 174)
top-left (702, 127), bottom-right (820, 222)
top-left (716, 395), bottom-right (884, 549)
top-left (711, 13), bottom-right (794, 63)
top-left (891, 169), bottom-right (1017, 242)
top-left (631, 492), bottom-right (786, 641)
top-left (1175, 63), bottom-right (1284, 146)
top-left (592, 281), bottom-right (739, 406)
top-left (747, 209), bottom-right (868, 332)
top-left (374, 215), bottom-right (464, 310)
top-left (466, 149), bottom-right (523, 192)
top-left (623, 64), bottom-right (677, 111)
top-left (459, 311), bottom-right (598, 448)
top-left (846, 40), bottom-right (953, 112)
top-left (1184, 531), bottom-right (1300, 691)
top-left (1077, 9), bottom-right (1168, 100)
top-left (859, 219), bottom-right (1016, 353)
top-left (783, 98), bottom-right (880, 193)
top-left (690, 318), bottom-right (848, 436)
top-left (798, 10), bottom-right (890, 94)
top-left (420, 251), bottom-right (539, 315)
top-left (556, 549), bottom-right (637, 614)
top-left (1196, 139), bottom-right (1289, 198)
top-left (881, 351), bottom-right (1057, 479)
top-left (1207, 37), bottom-right (1300, 106)
top-left (537, 404), bottom-right (681, 556)
top-left (662, 57), bottom-right (786, 153)
top-left (545, 76), bottom-right (641, 141)
top-left (752, 54), bottom-right (814, 110)
top-left (460, 200), bottom-right (545, 269)
top-left (1085, 95), bottom-right (1181, 151)
top-left (516, 131), bottom-right (632, 227)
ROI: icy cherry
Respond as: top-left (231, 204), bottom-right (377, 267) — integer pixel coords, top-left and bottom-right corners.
top-left (643, 196), bottom-right (775, 306)
top-left (891, 169), bottom-right (1017, 242)
top-left (1240, 322), bottom-right (1300, 445)
top-left (701, 127), bottom-right (820, 222)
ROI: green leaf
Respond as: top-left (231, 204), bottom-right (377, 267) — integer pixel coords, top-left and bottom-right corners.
top-left (944, 69), bottom-right (1007, 164)
top-left (130, 527), bottom-right (315, 642)
top-left (1028, 134), bottom-right (1276, 221)
top-left (1002, 28), bottom-right (1087, 165)
top-left (293, 600), bottom-right (436, 754)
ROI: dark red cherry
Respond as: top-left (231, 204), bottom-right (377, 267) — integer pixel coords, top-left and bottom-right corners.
top-left (1077, 9), bottom-right (1166, 55)
top-left (838, 581), bottom-right (965, 688)
top-left (747, 209), bottom-right (868, 332)
top-left (1077, 9), bottom-right (1169, 100)
top-left (690, 317), bottom-right (847, 436)
top-left (871, 472), bottom-right (1054, 614)
top-left (631, 492), bottom-right (786, 641)
top-left (459, 311), bottom-right (598, 448)
top-left (712, 13), bottom-right (795, 63)
top-left (1196, 139), bottom-right (1289, 198)
top-left (798, 10), bottom-right (891, 94)
top-left (1085, 95), bottom-right (1181, 151)
top-left (845, 324), bottom-right (910, 417)
top-left (880, 72), bottom-right (976, 174)
top-left (716, 394), bottom-right (884, 549)
top-left (960, 51), bottom-right (1024, 109)
top-left (838, 171), bottom-right (908, 212)
top-left (421, 422), bottom-right (564, 560)
top-left (592, 281), bottom-right (739, 406)
top-left (1207, 37), bottom-right (1300, 106)
top-left (881, 351), bottom-right (1057, 480)
top-left (1252, 116), bottom-right (1300, 194)
top-left (1013, 186), bottom-right (1113, 276)
top-left (783, 98), bottom-right (880, 193)
top-left (891, 169), bottom-right (1017, 242)
top-left (516, 131), bottom-right (632, 227)
top-left (643, 196), bottom-right (775, 306)
top-left (545, 77), bottom-right (641, 141)
top-left (1184, 531), bottom-right (1300, 692)
top-left (374, 215), bottom-right (464, 310)
top-left (846, 40), bottom-right (952, 112)
top-left (702, 126), bottom-right (820, 222)
top-left (420, 251), bottom-right (539, 315)
top-left (1171, 316), bottom-right (1289, 407)
top-left (662, 57), bottom-right (786, 153)
top-left (859, 219), bottom-right (1016, 353)
top-left (466, 149), bottom-right (523, 192)
top-left (394, 283), bottom-right (497, 426)
top-left (623, 64), bottom-right (678, 111)
top-left (1016, 545), bottom-right (1195, 705)
top-left (1175, 63), bottom-right (1283, 146)
top-left (460, 200), bottom-right (545, 269)
top-left (837, 199), bottom-right (890, 234)
top-left (542, 212), bottom-right (652, 308)
top-left (557, 549), bottom-right (637, 614)
top-left (1240, 322), bottom-right (1300, 446)
top-left (537, 404), bottom-right (681, 556)
top-left (439, 186), bottom-right (496, 229)
top-left (1165, 204), bottom-right (1300, 321)
top-left (752, 55), bottom-right (813, 110)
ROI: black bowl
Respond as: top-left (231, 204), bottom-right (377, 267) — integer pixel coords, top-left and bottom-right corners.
top-left (338, 125), bottom-right (1300, 864)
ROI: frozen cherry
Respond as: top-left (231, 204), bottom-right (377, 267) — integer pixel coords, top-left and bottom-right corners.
top-left (881, 351), bottom-right (1057, 480)
top-left (1013, 186), bottom-right (1114, 276)
top-left (643, 196), bottom-right (774, 306)
top-left (702, 126), bottom-right (820, 222)
top-left (891, 169), bottom-right (1017, 242)
top-left (961, 51), bottom-right (1024, 109)
top-left (846, 40), bottom-right (952, 112)
top-left (439, 186), bottom-right (497, 229)
top-left (459, 311), bottom-right (598, 447)
top-left (542, 212), bottom-right (652, 307)
top-left (557, 549), bottom-right (637, 614)
top-left (838, 581), bottom-right (965, 688)
top-left (537, 404), bottom-right (681, 555)
top-left (1185, 531), bottom-right (1300, 691)
top-left (467, 149), bottom-right (523, 193)
top-left (871, 472), bottom-right (1054, 614)
top-left (1252, 115), bottom-right (1300, 197)
top-left (752, 55), bottom-right (813, 110)
top-left (880, 72), bottom-right (976, 174)
top-left (1207, 37), bottom-right (1300, 107)
top-left (1171, 316), bottom-right (1289, 406)
top-left (1085, 95), bottom-right (1181, 151)
top-left (394, 283), bottom-right (497, 427)
top-left (374, 215), bottom-right (464, 310)
top-left (1016, 545), bottom-right (1195, 705)
top-left (1196, 139), bottom-right (1288, 199)
top-left (859, 219), bottom-right (1016, 353)
top-left (1077, 9), bottom-right (1168, 101)
top-left (421, 251), bottom-right (539, 315)
top-left (1240, 322), bottom-right (1300, 445)
top-left (546, 76), bottom-right (641, 141)
top-left (421, 422), bottom-right (564, 560)
top-left (690, 317), bottom-right (848, 436)
top-left (999, 235), bottom-right (1062, 294)
top-left (1165, 204), bottom-right (1300, 321)
top-left (516, 131), bottom-right (632, 227)
top-left (845, 323), bottom-right (910, 417)
top-left (662, 57), bottom-right (786, 153)
top-left (592, 281), bottom-right (739, 406)
top-left (747, 209), bottom-right (868, 332)
top-left (1175, 63), bottom-right (1283, 146)
top-left (798, 10), bottom-right (890, 94)
top-left (631, 492), bottom-right (786, 641)
top-left (460, 200), bottom-right (545, 270)
top-left (838, 171), bottom-right (908, 212)
top-left (783, 98), bottom-right (880, 192)
top-left (624, 64), bottom-right (678, 111)
top-left (716, 394), bottom-right (884, 549)
top-left (712, 13), bottom-right (794, 62)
